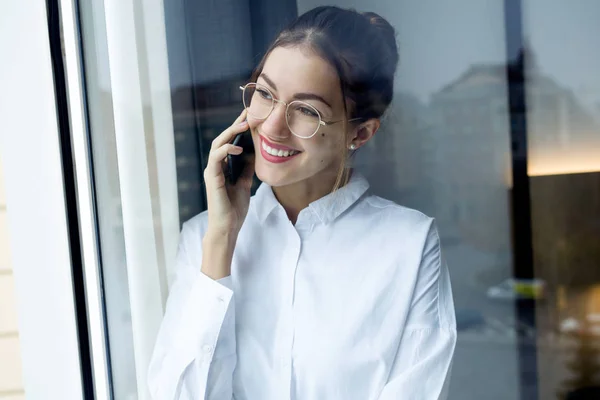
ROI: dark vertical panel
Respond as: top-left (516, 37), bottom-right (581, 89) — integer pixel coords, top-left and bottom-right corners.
top-left (504, 0), bottom-right (538, 399)
top-left (505, 1), bottom-right (534, 282)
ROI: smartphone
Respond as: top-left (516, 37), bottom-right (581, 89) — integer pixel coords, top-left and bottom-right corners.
top-left (226, 129), bottom-right (255, 185)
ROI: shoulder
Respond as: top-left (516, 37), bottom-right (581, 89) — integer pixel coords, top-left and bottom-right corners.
top-left (358, 194), bottom-right (436, 237)
top-left (340, 194), bottom-right (441, 263)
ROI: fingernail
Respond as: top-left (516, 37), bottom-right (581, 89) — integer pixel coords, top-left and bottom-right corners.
top-left (239, 120), bottom-right (248, 126)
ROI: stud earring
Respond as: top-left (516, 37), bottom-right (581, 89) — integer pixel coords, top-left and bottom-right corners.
top-left (349, 144), bottom-right (357, 150)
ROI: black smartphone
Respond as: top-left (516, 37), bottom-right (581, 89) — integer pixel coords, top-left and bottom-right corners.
top-left (226, 129), bottom-right (255, 185)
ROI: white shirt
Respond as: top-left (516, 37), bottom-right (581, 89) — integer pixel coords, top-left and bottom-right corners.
top-left (148, 171), bottom-right (457, 400)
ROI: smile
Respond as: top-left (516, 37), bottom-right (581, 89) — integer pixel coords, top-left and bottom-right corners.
top-left (261, 141), bottom-right (300, 157)
top-left (259, 136), bottom-right (301, 163)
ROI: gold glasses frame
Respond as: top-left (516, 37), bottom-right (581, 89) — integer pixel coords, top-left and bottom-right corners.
top-left (239, 83), bottom-right (361, 139)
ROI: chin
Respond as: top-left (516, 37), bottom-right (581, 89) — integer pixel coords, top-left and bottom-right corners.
top-left (255, 166), bottom-right (295, 187)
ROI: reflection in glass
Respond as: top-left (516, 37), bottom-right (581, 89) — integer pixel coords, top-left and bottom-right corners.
top-left (524, 1), bottom-right (600, 398)
top-left (76, 0), bottom-right (600, 397)
top-left (298, 1), bottom-right (518, 398)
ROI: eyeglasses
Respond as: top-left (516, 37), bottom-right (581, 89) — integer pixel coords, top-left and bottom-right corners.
top-left (239, 83), bottom-right (360, 139)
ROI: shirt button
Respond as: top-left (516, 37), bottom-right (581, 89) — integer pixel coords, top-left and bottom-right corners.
top-left (202, 344), bottom-right (213, 355)
top-left (217, 295), bottom-right (225, 303)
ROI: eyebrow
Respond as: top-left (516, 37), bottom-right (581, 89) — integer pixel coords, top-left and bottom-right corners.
top-left (259, 73), bottom-right (333, 109)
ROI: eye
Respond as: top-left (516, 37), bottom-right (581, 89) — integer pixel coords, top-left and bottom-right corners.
top-left (298, 106), bottom-right (319, 118)
top-left (256, 88), bottom-right (272, 100)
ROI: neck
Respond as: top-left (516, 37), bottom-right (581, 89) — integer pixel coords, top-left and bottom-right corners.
top-left (272, 168), bottom-right (352, 224)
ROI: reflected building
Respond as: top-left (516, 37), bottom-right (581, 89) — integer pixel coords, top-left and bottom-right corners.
top-left (425, 52), bottom-right (600, 257)
top-left (429, 63), bottom-right (512, 254)
top-left (526, 66), bottom-right (600, 175)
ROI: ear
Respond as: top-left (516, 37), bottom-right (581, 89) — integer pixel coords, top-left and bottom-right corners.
top-left (348, 118), bottom-right (380, 150)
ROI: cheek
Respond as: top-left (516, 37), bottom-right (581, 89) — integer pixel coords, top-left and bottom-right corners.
top-left (306, 135), bottom-right (343, 163)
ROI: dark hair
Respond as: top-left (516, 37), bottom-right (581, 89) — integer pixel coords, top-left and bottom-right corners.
top-left (251, 6), bottom-right (399, 190)
top-left (252, 6), bottom-right (399, 121)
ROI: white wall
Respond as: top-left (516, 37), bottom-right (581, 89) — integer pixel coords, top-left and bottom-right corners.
top-left (0, 1), bottom-right (84, 399)
top-left (0, 155), bottom-right (24, 400)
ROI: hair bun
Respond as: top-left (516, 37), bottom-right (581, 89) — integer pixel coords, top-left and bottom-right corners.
top-left (362, 12), bottom-right (396, 40)
top-left (361, 11), bottom-right (399, 77)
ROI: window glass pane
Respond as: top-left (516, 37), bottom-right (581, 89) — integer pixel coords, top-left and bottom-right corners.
top-left (166, 1), bottom-right (518, 398)
top-left (80, 0), bottom-right (600, 398)
top-left (524, 1), bottom-right (600, 399)
top-left (318, 2), bottom-right (517, 398)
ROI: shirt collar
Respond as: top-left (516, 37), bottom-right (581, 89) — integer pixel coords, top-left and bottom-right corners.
top-left (253, 170), bottom-right (370, 225)
top-left (253, 179), bottom-right (281, 224)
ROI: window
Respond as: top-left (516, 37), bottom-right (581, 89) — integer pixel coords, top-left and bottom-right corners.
top-left (69, 0), bottom-right (600, 398)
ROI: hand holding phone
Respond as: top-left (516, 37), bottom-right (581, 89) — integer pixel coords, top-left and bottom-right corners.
top-left (202, 110), bottom-right (255, 252)
top-left (226, 128), bottom-right (255, 185)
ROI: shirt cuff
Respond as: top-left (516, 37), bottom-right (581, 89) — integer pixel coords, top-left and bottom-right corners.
top-left (175, 271), bottom-right (234, 356)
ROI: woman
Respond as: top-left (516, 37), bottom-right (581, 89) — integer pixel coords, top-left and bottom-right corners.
top-left (149, 6), bottom-right (456, 400)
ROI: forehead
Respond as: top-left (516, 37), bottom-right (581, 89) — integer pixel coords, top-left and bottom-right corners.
top-left (260, 46), bottom-right (341, 102)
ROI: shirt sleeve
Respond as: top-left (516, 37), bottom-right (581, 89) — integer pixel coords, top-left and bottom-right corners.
top-left (377, 221), bottom-right (457, 400)
top-left (147, 220), bottom-right (237, 400)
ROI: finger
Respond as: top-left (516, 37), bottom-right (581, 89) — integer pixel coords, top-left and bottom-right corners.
top-left (211, 119), bottom-right (248, 150)
top-left (205, 144), bottom-right (243, 179)
top-left (211, 110), bottom-right (248, 149)
top-left (208, 143), bottom-right (243, 165)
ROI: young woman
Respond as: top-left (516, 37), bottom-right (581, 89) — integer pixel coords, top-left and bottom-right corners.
top-left (149, 6), bottom-right (456, 400)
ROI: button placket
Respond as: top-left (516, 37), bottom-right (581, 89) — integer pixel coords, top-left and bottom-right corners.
top-left (279, 226), bottom-right (302, 398)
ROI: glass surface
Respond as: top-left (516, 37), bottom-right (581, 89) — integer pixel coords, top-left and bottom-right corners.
top-left (523, 1), bottom-right (600, 399)
top-left (80, 0), bottom-right (600, 398)
top-left (167, 1), bottom-right (518, 397)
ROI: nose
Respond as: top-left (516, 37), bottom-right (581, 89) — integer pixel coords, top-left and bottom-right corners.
top-left (260, 102), bottom-right (290, 140)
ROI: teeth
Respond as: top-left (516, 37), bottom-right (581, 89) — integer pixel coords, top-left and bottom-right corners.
top-left (262, 141), bottom-right (298, 157)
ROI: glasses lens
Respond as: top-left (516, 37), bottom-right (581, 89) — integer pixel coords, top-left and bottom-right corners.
top-left (286, 101), bottom-right (321, 138)
top-left (243, 83), bottom-right (273, 120)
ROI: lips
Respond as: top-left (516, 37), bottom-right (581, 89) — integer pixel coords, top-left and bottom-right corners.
top-left (259, 135), bottom-right (300, 152)
top-left (259, 135), bottom-right (302, 163)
